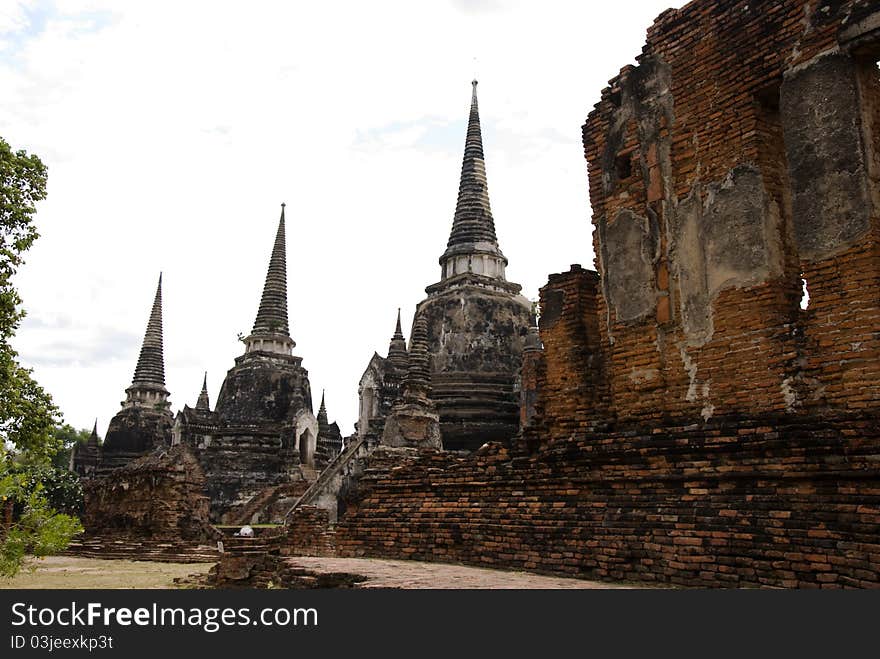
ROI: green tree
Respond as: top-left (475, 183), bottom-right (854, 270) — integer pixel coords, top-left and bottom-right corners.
top-left (0, 136), bottom-right (59, 463)
top-left (13, 463), bottom-right (84, 516)
top-left (0, 473), bottom-right (83, 578)
top-left (0, 136), bottom-right (81, 577)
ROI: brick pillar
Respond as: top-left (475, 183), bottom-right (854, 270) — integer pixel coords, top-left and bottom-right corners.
top-left (537, 265), bottom-right (609, 439)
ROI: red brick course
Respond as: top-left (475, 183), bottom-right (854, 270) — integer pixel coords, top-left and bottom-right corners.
top-left (336, 416), bottom-right (880, 588)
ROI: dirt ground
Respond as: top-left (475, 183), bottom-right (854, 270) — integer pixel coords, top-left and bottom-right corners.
top-left (1, 555), bottom-right (649, 589)
top-left (0, 556), bottom-right (213, 589)
top-left (284, 556), bottom-right (637, 588)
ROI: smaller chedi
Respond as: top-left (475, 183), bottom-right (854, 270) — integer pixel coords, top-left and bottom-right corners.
top-left (381, 313), bottom-right (441, 449)
top-left (356, 309), bottom-right (409, 445)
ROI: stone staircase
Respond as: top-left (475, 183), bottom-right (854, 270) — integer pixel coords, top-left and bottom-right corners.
top-left (224, 480), bottom-right (311, 526)
top-left (299, 464), bottom-right (319, 481)
top-left (64, 536), bottom-right (221, 563)
top-left (283, 435), bottom-right (367, 522)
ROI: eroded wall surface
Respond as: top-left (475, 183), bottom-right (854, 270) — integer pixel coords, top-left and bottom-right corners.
top-left (579, 0), bottom-right (880, 423)
top-left (83, 445), bottom-right (216, 542)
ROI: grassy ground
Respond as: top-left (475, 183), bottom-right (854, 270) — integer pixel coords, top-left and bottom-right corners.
top-left (0, 556), bottom-right (214, 589)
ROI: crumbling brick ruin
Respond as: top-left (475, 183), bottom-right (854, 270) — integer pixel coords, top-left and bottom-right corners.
top-left (316, 0), bottom-right (880, 588)
top-left (82, 445), bottom-right (217, 543)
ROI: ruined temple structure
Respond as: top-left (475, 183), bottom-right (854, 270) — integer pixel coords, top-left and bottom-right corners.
top-left (83, 445), bottom-right (216, 543)
top-left (86, 0), bottom-right (880, 589)
top-left (97, 275), bottom-right (174, 474)
top-left (360, 81), bottom-right (531, 451)
top-left (356, 310), bottom-right (408, 444)
top-left (310, 0), bottom-right (880, 588)
top-left (83, 205), bottom-right (344, 526)
top-left (170, 204), bottom-right (344, 520)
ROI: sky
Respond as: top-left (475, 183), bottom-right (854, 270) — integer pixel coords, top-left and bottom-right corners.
top-left (1, 0), bottom-right (685, 437)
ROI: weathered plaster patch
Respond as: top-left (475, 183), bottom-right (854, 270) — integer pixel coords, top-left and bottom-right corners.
top-left (703, 165), bottom-right (783, 296)
top-left (781, 52), bottom-right (871, 261)
top-left (670, 164), bottom-right (784, 348)
top-left (602, 209), bottom-right (657, 323)
top-left (670, 188), bottom-right (712, 344)
top-left (701, 402), bottom-right (715, 422)
top-left (781, 377), bottom-right (801, 411)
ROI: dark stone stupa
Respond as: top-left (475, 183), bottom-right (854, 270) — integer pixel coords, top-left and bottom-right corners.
top-left (214, 204), bottom-right (313, 426)
top-left (413, 80), bottom-right (531, 450)
top-left (171, 204), bottom-right (335, 521)
top-left (381, 314), bottom-right (441, 449)
top-left (99, 275), bottom-right (174, 473)
top-left (315, 391), bottom-right (344, 466)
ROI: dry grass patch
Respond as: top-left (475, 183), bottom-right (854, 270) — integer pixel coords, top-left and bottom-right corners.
top-left (0, 556), bottom-right (214, 589)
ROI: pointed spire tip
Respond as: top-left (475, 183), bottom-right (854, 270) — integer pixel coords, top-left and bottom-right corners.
top-left (130, 270), bottom-right (167, 391)
top-left (250, 207), bottom-right (291, 337)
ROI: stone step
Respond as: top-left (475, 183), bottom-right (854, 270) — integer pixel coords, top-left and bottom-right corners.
top-left (64, 538), bottom-right (221, 564)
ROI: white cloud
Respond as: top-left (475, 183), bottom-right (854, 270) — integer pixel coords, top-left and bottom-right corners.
top-left (0, 2), bottom-right (30, 35)
top-left (2, 0), bottom-right (685, 436)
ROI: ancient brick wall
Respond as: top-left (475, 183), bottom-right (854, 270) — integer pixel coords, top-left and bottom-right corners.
top-left (279, 506), bottom-right (336, 557)
top-left (581, 0), bottom-right (880, 424)
top-left (337, 416), bottom-right (880, 588)
top-left (536, 265), bottom-right (609, 439)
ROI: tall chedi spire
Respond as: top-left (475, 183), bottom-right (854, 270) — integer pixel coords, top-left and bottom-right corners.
top-left (124, 274), bottom-right (170, 409)
top-left (438, 80), bottom-right (508, 283)
top-left (413, 79), bottom-right (529, 452)
top-left (243, 204), bottom-right (295, 356)
top-left (387, 308), bottom-right (409, 372)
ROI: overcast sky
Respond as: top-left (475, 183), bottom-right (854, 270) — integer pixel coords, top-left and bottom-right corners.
top-left (2, 0), bottom-right (684, 437)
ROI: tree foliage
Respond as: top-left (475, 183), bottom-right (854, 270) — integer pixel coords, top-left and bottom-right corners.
top-left (0, 136), bottom-right (58, 463)
top-left (12, 463), bottom-right (84, 516)
top-left (0, 135), bottom-right (46, 342)
top-left (0, 472), bottom-right (83, 577)
top-left (0, 136), bottom-right (81, 577)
